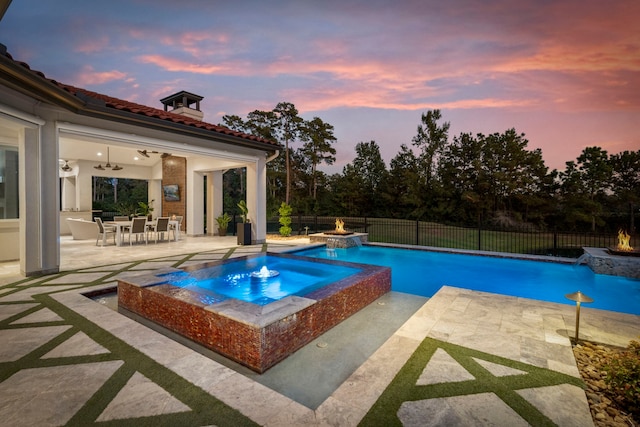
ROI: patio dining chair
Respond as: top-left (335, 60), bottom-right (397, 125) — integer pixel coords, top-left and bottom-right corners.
top-left (149, 217), bottom-right (171, 243)
top-left (169, 215), bottom-right (182, 240)
top-left (128, 217), bottom-right (148, 245)
top-left (95, 217), bottom-right (116, 246)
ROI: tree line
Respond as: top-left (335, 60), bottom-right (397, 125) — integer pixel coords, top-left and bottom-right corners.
top-left (223, 105), bottom-right (639, 234)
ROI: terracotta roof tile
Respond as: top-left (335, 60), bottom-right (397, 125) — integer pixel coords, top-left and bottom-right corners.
top-left (1, 49), bottom-right (277, 148)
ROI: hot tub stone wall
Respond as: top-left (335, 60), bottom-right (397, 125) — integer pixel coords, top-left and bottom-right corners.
top-left (583, 247), bottom-right (640, 279)
top-left (118, 257), bottom-right (390, 373)
top-left (309, 232), bottom-right (368, 248)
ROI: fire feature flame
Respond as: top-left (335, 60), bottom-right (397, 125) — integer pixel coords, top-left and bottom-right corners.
top-left (335, 218), bottom-right (345, 233)
top-left (617, 229), bottom-right (634, 252)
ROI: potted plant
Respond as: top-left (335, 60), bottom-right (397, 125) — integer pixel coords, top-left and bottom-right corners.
top-left (216, 212), bottom-right (231, 236)
top-left (115, 201), bottom-right (136, 219)
top-left (136, 200), bottom-right (154, 220)
top-left (237, 200), bottom-right (252, 245)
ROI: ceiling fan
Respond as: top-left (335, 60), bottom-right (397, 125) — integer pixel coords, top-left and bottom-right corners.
top-left (94, 147), bottom-right (123, 171)
top-left (138, 149), bottom-right (171, 158)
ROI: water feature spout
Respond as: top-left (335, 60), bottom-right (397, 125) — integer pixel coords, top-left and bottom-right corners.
top-left (250, 266), bottom-right (279, 280)
top-left (573, 253), bottom-right (589, 266)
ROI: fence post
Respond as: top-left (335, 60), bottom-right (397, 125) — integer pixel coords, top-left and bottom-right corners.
top-left (553, 231), bottom-right (558, 256)
top-left (314, 215), bottom-right (318, 233)
top-left (416, 220), bottom-right (420, 246)
top-left (477, 218), bottom-right (482, 251)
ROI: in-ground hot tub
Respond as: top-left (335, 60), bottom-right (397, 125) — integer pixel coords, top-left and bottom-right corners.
top-left (117, 252), bottom-right (391, 372)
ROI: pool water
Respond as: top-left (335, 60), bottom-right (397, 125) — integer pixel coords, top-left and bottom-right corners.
top-left (295, 246), bottom-right (640, 315)
top-left (160, 254), bottom-right (362, 305)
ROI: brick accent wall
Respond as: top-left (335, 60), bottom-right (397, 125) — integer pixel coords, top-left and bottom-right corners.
top-left (118, 257), bottom-right (391, 373)
top-left (162, 155), bottom-right (186, 231)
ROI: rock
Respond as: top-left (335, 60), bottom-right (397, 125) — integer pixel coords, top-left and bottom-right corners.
top-left (588, 370), bottom-right (601, 380)
top-left (587, 392), bottom-right (601, 403)
top-left (613, 415), bottom-right (627, 424)
top-left (595, 412), bottom-right (607, 420)
top-left (606, 407), bottom-right (619, 417)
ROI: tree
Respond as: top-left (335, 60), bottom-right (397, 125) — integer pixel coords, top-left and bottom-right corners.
top-left (559, 147), bottom-right (612, 231)
top-left (221, 114), bottom-right (251, 134)
top-left (272, 102), bottom-right (304, 204)
top-left (387, 144), bottom-right (423, 218)
top-left (339, 141), bottom-right (388, 216)
top-left (576, 146), bottom-right (612, 200)
top-left (222, 110), bottom-right (283, 214)
top-left (412, 109), bottom-right (450, 189)
top-left (437, 130), bottom-right (549, 227)
top-left (299, 117), bottom-right (337, 201)
top-left (437, 133), bottom-right (480, 223)
top-left (609, 149), bottom-right (640, 232)
top-left (480, 129), bottom-right (547, 216)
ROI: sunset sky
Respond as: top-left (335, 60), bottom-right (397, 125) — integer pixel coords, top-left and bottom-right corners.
top-left (1, 0), bottom-right (638, 173)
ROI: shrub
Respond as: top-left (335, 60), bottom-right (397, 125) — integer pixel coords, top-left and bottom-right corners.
top-left (278, 202), bottom-right (292, 237)
top-left (603, 338), bottom-right (640, 417)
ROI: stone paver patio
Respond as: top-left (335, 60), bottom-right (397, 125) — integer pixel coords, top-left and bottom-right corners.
top-left (0, 236), bottom-right (638, 426)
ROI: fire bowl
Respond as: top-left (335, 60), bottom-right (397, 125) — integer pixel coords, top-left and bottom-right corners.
top-left (607, 247), bottom-right (640, 257)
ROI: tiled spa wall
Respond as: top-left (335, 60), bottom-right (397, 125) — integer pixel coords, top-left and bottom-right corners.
top-left (118, 261), bottom-right (391, 373)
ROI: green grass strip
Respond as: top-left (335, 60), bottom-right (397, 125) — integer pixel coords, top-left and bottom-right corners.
top-left (360, 337), bottom-right (584, 426)
top-left (30, 293), bottom-right (259, 426)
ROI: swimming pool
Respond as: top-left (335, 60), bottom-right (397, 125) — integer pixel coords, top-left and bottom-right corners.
top-left (295, 245), bottom-right (640, 315)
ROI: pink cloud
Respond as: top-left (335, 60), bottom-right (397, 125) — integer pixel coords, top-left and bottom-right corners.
top-left (74, 65), bottom-right (128, 85)
top-left (138, 54), bottom-right (246, 75)
top-left (75, 36), bottom-right (110, 54)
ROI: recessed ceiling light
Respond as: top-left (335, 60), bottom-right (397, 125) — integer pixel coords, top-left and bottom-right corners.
top-left (97, 152), bottom-right (103, 157)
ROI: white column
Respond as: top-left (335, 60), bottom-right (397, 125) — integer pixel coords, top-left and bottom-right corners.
top-left (76, 160), bottom-right (94, 212)
top-left (61, 176), bottom-right (76, 210)
top-left (211, 171), bottom-right (223, 235)
top-left (246, 157), bottom-right (266, 244)
top-left (187, 170), bottom-right (204, 236)
top-left (19, 122), bottom-right (60, 275)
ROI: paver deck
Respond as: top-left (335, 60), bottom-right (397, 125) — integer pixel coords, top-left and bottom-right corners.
top-left (0, 236), bottom-right (637, 426)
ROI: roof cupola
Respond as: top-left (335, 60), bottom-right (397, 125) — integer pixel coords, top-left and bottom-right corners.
top-left (160, 91), bottom-right (204, 121)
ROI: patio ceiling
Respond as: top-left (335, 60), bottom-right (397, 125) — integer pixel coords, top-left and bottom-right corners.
top-left (59, 136), bottom-right (165, 168)
top-left (57, 131), bottom-right (255, 172)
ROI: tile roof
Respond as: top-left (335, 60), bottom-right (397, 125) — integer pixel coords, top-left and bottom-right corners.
top-left (1, 49), bottom-right (278, 149)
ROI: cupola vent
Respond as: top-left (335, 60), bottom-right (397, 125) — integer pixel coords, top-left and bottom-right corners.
top-left (160, 91), bottom-right (204, 121)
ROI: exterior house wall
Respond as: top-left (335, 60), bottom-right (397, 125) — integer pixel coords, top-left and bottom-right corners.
top-left (1, 51), bottom-right (278, 275)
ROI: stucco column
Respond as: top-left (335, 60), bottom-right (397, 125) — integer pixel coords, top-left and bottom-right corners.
top-left (19, 122), bottom-right (60, 275)
top-left (187, 170), bottom-right (204, 236)
top-left (246, 157), bottom-right (266, 243)
top-left (210, 171), bottom-right (223, 235)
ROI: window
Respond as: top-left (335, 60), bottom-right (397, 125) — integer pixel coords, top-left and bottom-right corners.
top-left (0, 145), bottom-right (19, 219)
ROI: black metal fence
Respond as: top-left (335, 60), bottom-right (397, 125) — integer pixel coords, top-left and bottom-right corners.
top-left (267, 215), bottom-right (639, 258)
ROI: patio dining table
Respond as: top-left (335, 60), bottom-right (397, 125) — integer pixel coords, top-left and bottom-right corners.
top-left (105, 219), bottom-right (180, 246)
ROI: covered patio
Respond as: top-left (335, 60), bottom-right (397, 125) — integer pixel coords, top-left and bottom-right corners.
top-left (0, 46), bottom-right (279, 276)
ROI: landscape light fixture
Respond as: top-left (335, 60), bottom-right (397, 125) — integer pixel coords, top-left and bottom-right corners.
top-left (565, 290), bottom-right (594, 343)
top-left (94, 147), bottom-right (123, 171)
